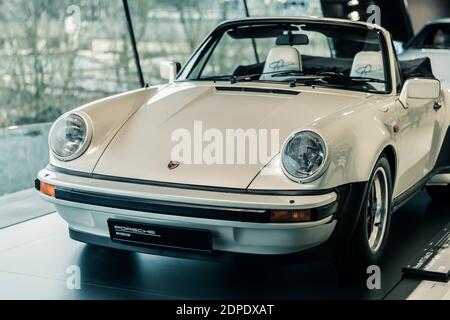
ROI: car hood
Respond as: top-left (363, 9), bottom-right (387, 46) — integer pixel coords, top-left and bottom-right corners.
top-left (93, 82), bottom-right (367, 188)
top-left (401, 49), bottom-right (450, 87)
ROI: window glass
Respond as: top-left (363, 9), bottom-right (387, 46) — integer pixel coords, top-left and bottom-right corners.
top-left (0, 0), bottom-right (135, 198)
top-left (201, 34), bottom-right (258, 78)
top-left (198, 31), bottom-right (331, 80)
top-left (128, 0), bottom-right (246, 84)
top-left (411, 24), bottom-right (450, 49)
top-left (246, 0), bottom-right (323, 17)
top-left (292, 31), bottom-right (331, 57)
top-left (184, 22), bottom-right (389, 94)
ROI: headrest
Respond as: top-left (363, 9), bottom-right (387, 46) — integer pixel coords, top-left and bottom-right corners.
top-left (350, 51), bottom-right (384, 80)
top-left (260, 47), bottom-right (302, 81)
top-left (434, 29), bottom-right (450, 47)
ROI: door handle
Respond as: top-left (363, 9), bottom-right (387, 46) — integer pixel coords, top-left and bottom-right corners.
top-left (433, 100), bottom-right (442, 111)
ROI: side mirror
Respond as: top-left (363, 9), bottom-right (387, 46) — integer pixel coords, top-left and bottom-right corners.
top-left (399, 78), bottom-right (441, 108)
top-left (160, 61), bottom-right (181, 82)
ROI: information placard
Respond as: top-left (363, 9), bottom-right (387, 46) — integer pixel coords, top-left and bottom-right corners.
top-left (403, 223), bottom-right (450, 281)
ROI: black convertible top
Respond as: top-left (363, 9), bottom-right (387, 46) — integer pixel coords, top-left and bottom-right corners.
top-left (399, 57), bottom-right (435, 80)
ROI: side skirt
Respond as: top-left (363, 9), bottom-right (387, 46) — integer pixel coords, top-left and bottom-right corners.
top-left (392, 174), bottom-right (431, 213)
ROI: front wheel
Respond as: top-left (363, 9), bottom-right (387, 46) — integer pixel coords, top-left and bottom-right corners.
top-left (342, 155), bottom-right (393, 271)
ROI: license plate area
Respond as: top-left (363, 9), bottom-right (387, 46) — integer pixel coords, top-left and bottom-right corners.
top-left (108, 219), bottom-right (212, 253)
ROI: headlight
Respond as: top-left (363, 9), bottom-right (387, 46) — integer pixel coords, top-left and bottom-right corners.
top-left (281, 130), bottom-right (328, 183)
top-left (49, 113), bottom-right (92, 161)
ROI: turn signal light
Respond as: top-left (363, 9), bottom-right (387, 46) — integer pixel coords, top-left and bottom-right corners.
top-left (40, 182), bottom-right (56, 197)
top-left (270, 209), bottom-right (312, 223)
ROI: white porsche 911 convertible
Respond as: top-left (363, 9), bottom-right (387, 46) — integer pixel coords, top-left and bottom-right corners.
top-left (36, 17), bottom-right (449, 269)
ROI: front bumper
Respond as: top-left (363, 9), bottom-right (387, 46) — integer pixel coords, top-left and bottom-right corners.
top-left (36, 167), bottom-right (352, 258)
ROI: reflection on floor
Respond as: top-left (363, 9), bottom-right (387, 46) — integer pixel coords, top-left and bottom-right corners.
top-left (0, 191), bottom-right (448, 300)
top-left (0, 189), bottom-right (54, 229)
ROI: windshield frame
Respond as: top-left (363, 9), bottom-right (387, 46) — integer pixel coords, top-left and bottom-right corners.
top-left (177, 18), bottom-right (393, 95)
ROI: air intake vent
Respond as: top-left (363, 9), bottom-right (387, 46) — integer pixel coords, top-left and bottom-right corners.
top-left (216, 86), bottom-right (299, 96)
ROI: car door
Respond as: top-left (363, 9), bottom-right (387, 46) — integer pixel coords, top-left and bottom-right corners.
top-left (394, 86), bottom-right (441, 195)
top-left (390, 43), bottom-right (442, 196)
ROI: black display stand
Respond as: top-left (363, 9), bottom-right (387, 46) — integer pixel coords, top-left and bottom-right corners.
top-left (403, 223), bottom-right (450, 281)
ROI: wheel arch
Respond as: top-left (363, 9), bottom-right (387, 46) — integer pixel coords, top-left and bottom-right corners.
top-left (380, 144), bottom-right (397, 188)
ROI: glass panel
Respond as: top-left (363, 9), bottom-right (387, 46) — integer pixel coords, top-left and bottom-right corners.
top-left (246, 0), bottom-right (323, 17)
top-left (127, 0), bottom-right (246, 84)
top-left (0, 0), bottom-right (136, 204)
top-left (184, 21), bottom-right (388, 93)
top-left (201, 34), bottom-right (259, 78)
top-left (411, 24), bottom-right (450, 49)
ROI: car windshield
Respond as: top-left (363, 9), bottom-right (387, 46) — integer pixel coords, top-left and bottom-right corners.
top-left (179, 21), bottom-right (391, 94)
top-left (410, 23), bottom-right (450, 50)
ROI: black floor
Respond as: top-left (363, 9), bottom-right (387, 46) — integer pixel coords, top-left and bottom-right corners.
top-left (0, 191), bottom-right (448, 300)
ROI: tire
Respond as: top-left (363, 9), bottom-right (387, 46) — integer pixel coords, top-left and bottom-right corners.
top-left (426, 185), bottom-right (450, 201)
top-left (340, 155), bottom-right (393, 271)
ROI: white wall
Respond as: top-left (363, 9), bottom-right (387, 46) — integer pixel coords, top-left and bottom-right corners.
top-left (407, 0), bottom-right (450, 32)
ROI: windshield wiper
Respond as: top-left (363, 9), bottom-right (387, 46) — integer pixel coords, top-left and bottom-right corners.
top-left (287, 73), bottom-right (386, 93)
top-left (289, 76), bottom-right (326, 87)
top-left (315, 71), bottom-right (387, 84)
top-left (197, 74), bottom-right (260, 83)
top-left (199, 75), bottom-right (232, 81)
top-left (263, 70), bottom-right (305, 78)
top-left (199, 71), bottom-right (386, 92)
top-left (230, 73), bottom-right (261, 84)
top-left (342, 76), bottom-right (387, 84)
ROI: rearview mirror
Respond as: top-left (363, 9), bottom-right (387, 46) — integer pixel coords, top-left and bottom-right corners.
top-left (276, 34), bottom-right (309, 46)
top-left (399, 78), bottom-right (441, 108)
top-left (160, 61), bottom-right (181, 82)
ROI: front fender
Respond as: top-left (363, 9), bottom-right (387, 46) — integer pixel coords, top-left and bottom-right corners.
top-left (249, 101), bottom-right (397, 191)
top-left (49, 87), bottom-right (160, 173)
